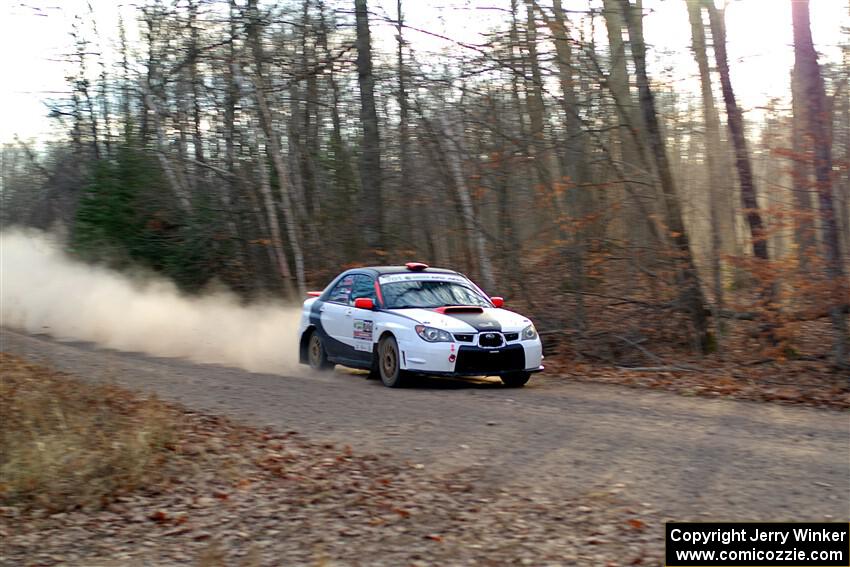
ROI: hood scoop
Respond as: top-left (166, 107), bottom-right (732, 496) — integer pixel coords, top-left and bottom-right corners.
top-left (434, 306), bottom-right (484, 314)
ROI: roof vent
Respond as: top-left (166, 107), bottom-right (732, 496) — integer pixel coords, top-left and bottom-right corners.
top-left (405, 262), bottom-right (429, 271)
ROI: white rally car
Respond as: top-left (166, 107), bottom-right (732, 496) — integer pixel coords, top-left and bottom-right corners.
top-left (297, 263), bottom-right (543, 387)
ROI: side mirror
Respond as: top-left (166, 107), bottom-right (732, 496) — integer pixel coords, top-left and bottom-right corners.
top-left (491, 296), bottom-right (504, 308)
top-left (354, 297), bottom-right (374, 310)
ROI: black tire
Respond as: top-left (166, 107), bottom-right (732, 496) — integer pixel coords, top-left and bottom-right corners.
top-left (501, 372), bottom-right (530, 388)
top-left (307, 331), bottom-right (333, 371)
top-left (377, 335), bottom-right (407, 388)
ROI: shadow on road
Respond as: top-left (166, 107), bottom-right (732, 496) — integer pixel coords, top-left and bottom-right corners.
top-left (336, 367), bottom-right (506, 390)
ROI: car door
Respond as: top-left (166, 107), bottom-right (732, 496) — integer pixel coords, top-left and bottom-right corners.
top-left (321, 275), bottom-right (356, 360)
top-left (348, 274), bottom-right (378, 365)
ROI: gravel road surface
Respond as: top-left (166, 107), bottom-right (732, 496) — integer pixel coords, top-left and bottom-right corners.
top-left (3, 328), bottom-right (848, 521)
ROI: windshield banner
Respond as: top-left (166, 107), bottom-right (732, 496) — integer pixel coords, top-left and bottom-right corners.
top-left (379, 273), bottom-right (470, 284)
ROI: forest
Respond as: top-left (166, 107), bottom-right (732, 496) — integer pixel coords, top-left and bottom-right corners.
top-left (2, 0), bottom-right (848, 374)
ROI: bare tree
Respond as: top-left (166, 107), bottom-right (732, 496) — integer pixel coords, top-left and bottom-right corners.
top-left (620, 0), bottom-right (710, 350)
top-left (433, 112), bottom-right (495, 290)
top-left (705, 1), bottom-right (769, 262)
top-left (792, 0), bottom-right (848, 366)
top-left (686, 0), bottom-right (725, 344)
top-left (247, 0), bottom-right (305, 296)
top-left (355, 0), bottom-right (384, 255)
top-left (790, 64), bottom-right (816, 271)
top-left (396, 0), bottom-right (413, 247)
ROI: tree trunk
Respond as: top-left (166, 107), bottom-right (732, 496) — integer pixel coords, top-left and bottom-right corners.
top-left (188, 0), bottom-right (205, 166)
top-left (549, 0), bottom-right (585, 185)
top-left (142, 83), bottom-right (192, 213)
top-left (299, 0), bottom-right (319, 218)
top-left (532, 0), bottom-right (587, 331)
top-left (790, 64), bottom-right (816, 271)
top-left (792, 0), bottom-right (849, 366)
top-left (247, 0), bottom-right (305, 297)
top-left (396, 0), bottom-right (413, 247)
top-left (225, 0), bottom-right (238, 180)
top-left (686, 0), bottom-right (725, 347)
top-left (257, 147), bottom-right (296, 298)
top-left (72, 23), bottom-right (100, 161)
top-left (509, 0), bottom-right (528, 144)
top-left (88, 1), bottom-right (111, 158)
top-left (354, 0), bottom-right (384, 255)
top-left (602, 0), bottom-right (635, 154)
top-left (435, 113), bottom-right (495, 290)
top-left (140, 12), bottom-right (155, 146)
top-left (705, 1), bottom-right (769, 262)
top-left (601, 0), bottom-right (659, 264)
top-left (838, 40), bottom-right (850, 273)
top-left (620, 0), bottom-right (710, 350)
top-left (522, 1), bottom-right (552, 192)
top-left (220, 0), bottom-right (248, 272)
top-left (118, 15), bottom-right (132, 144)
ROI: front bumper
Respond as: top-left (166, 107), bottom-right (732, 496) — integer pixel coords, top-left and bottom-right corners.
top-left (398, 338), bottom-right (544, 376)
top-left (412, 365), bottom-right (545, 378)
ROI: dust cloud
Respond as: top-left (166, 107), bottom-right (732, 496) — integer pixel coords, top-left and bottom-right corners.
top-left (1, 230), bottom-right (304, 374)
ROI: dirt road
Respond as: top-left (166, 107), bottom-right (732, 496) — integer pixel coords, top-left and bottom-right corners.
top-left (2, 328), bottom-right (848, 521)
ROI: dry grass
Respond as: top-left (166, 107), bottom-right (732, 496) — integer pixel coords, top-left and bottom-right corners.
top-left (0, 353), bottom-right (176, 512)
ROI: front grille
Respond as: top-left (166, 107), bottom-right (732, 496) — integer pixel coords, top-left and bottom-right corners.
top-left (478, 332), bottom-right (504, 348)
top-left (454, 345), bottom-right (525, 374)
top-left (453, 333), bottom-right (474, 342)
top-left (504, 332), bottom-right (519, 341)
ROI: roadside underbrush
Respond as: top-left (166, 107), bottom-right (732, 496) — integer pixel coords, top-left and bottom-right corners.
top-left (0, 353), bottom-right (176, 512)
top-left (540, 313), bottom-right (850, 410)
top-left (513, 250), bottom-right (849, 410)
top-left (517, 284), bottom-right (850, 410)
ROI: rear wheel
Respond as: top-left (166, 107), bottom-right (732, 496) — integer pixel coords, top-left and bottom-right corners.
top-left (501, 372), bottom-right (530, 388)
top-left (378, 335), bottom-right (407, 388)
top-left (307, 331), bottom-right (333, 371)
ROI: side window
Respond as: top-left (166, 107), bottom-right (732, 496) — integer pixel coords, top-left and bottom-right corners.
top-left (350, 274), bottom-right (376, 305)
top-left (328, 275), bottom-right (354, 304)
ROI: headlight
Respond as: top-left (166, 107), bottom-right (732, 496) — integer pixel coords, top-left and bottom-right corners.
top-left (521, 324), bottom-right (538, 340)
top-left (415, 325), bottom-right (453, 342)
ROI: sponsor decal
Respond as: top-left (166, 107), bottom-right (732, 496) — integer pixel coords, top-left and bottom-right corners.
top-left (353, 319), bottom-right (373, 341)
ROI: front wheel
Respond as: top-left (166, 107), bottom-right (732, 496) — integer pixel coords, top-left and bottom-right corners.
top-left (307, 331), bottom-right (333, 371)
top-left (501, 372), bottom-right (530, 388)
top-left (378, 335), bottom-right (407, 388)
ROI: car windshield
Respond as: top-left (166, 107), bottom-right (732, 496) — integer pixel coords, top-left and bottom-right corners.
top-left (381, 280), bottom-right (491, 309)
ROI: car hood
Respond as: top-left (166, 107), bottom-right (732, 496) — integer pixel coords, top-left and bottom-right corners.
top-left (388, 307), bottom-right (532, 333)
